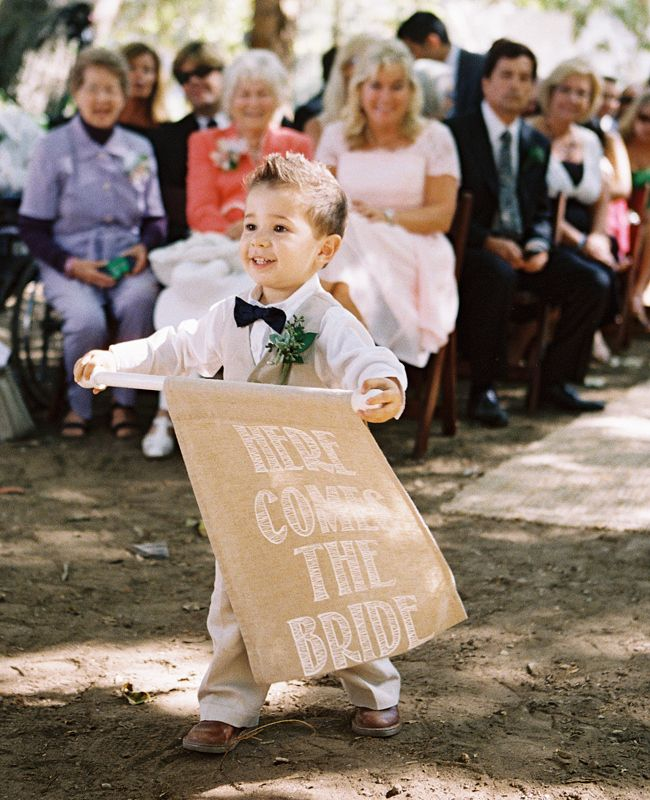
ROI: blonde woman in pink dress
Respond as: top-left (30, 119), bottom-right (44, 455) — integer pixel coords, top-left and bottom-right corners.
top-left (316, 39), bottom-right (459, 367)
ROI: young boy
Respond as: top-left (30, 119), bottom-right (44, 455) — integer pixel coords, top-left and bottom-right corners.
top-left (74, 153), bottom-right (408, 753)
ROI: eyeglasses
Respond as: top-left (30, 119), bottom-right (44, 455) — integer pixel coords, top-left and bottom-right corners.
top-left (177, 64), bottom-right (219, 84)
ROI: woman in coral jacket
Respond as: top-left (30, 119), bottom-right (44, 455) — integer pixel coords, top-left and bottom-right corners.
top-left (186, 49), bottom-right (312, 237)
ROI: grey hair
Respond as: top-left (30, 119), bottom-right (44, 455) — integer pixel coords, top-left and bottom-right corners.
top-left (68, 47), bottom-right (130, 96)
top-left (222, 49), bottom-right (289, 114)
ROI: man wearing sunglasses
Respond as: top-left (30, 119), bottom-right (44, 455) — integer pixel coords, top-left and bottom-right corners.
top-left (152, 41), bottom-right (227, 242)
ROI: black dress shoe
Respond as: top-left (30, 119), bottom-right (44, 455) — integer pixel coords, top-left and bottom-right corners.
top-left (467, 388), bottom-right (509, 427)
top-left (541, 383), bottom-right (605, 412)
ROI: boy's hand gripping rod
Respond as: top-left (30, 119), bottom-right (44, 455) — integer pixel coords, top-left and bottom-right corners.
top-left (84, 372), bottom-right (383, 412)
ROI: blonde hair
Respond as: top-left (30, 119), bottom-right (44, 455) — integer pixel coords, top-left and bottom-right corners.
top-left (538, 58), bottom-right (602, 122)
top-left (342, 39), bottom-right (423, 150)
top-left (619, 90), bottom-right (650, 142)
top-left (321, 34), bottom-right (382, 125)
top-left (246, 153), bottom-right (347, 237)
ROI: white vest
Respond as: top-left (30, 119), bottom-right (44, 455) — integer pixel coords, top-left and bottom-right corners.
top-left (221, 291), bottom-right (339, 387)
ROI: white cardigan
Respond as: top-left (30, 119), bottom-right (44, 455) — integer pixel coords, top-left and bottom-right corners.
top-left (546, 124), bottom-right (603, 206)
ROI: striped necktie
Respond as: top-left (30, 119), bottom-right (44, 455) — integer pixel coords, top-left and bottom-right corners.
top-left (497, 130), bottom-right (523, 238)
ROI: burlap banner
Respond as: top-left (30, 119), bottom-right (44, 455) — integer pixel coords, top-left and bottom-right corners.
top-left (165, 377), bottom-right (466, 684)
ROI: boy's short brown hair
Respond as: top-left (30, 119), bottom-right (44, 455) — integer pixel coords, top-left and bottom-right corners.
top-left (245, 153), bottom-right (347, 238)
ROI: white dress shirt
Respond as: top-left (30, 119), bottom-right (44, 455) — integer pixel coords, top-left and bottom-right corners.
top-left (481, 100), bottom-right (521, 174)
top-left (109, 274), bottom-right (407, 410)
top-left (196, 111), bottom-right (230, 130)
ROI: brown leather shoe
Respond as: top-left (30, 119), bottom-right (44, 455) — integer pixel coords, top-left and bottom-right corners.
top-left (351, 705), bottom-right (402, 737)
top-left (182, 720), bottom-right (244, 754)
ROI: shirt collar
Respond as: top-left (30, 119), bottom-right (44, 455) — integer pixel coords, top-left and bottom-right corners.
top-left (481, 99), bottom-right (521, 148)
top-left (247, 273), bottom-right (321, 319)
top-left (195, 111), bottom-right (230, 129)
top-left (445, 44), bottom-right (460, 74)
top-left (70, 114), bottom-right (131, 161)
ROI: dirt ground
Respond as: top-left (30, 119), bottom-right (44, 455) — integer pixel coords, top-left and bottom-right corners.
top-left (1, 342), bottom-right (649, 800)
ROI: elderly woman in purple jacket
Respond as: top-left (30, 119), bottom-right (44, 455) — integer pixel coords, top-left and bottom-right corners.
top-left (19, 48), bottom-right (166, 437)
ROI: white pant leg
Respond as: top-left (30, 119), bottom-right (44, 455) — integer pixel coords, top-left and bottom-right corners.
top-left (199, 560), bottom-right (270, 728)
top-left (334, 658), bottom-right (401, 710)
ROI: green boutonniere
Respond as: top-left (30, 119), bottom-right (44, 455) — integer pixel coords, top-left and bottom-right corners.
top-left (266, 314), bottom-right (317, 384)
top-left (522, 145), bottom-right (546, 172)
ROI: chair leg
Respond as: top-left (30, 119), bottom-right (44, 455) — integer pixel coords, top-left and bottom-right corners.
top-left (440, 333), bottom-right (457, 437)
top-left (412, 346), bottom-right (446, 459)
top-left (526, 305), bottom-right (554, 412)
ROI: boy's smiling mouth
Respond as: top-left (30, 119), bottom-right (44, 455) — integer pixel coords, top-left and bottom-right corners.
top-left (251, 256), bottom-right (275, 265)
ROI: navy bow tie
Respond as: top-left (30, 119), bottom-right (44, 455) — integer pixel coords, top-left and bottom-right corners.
top-left (234, 296), bottom-right (286, 333)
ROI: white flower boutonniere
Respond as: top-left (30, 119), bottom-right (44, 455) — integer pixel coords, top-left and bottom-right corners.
top-left (210, 137), bottom-right (248, 171)
top-left (124, 153), bottom-right (151, 191)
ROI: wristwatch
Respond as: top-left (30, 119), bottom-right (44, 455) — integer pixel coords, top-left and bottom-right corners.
top-left (383, 208), bottom-right (396, 224)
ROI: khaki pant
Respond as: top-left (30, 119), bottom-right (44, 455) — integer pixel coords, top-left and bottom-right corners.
top-left (199, 561), bottom-right (401, 728)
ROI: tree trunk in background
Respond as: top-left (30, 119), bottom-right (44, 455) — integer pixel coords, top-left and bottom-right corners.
top-left (249, 0), bottom-right (296, 65)
top-left (92, 0), bottom-right (124, 44)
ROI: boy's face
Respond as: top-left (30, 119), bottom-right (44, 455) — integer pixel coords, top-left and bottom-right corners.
top-left (240, 185), bottom-right (341, 304)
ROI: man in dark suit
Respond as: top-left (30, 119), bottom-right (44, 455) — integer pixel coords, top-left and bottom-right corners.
top-left (397, 11), bottom-right (484, 118)
top-left (151, 42), bottom-right (227, 242)
top-left (447, 39), bottom-right (609, 427)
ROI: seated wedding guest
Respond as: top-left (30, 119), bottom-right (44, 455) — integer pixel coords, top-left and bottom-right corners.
top-left (413, 58), bottom-right (454, 120)
top-left (447, 39), bottom-right (609, 427)
top-left (528, 58), bottom-right (619, 353)
top-left (316, 38), bottom-right (459, 368)
top-left (397, 11), bottom-right (484, 118)
top-left (292, 46), bottom-right (336, 132)
top-left (303, 35), bottom-right (381, 148)
top-left (141, 49), bottom-right (313, 458)
top-left (18, 47), bottom-right (165, 438)
top-left (617, 83), bottom-right (642, 121)
top-left (593, 75), bottom-right (621, 134)
top-left (118, 42), bottom-right (165, 133)
top-left (151, 41), bottom-right (226, 242)
top-left (620, 90), bottom-right (650, 329)
top-left (187, 49), bottom-right (313, 236)
top-left (584, 75), bottom-right (633, 286)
